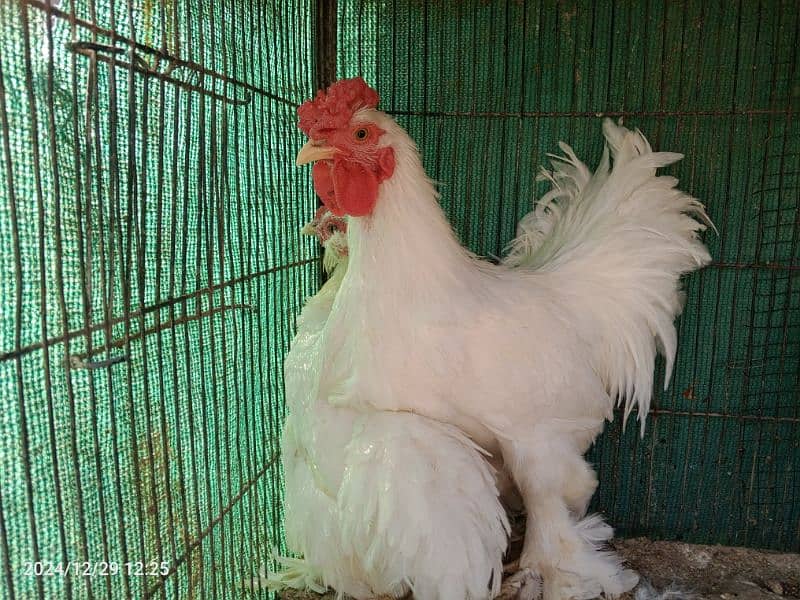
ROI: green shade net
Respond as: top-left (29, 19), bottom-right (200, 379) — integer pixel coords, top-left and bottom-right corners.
top-left (0, 0), bottom-right (318, 598)
top-left (0, 1), bottom-right (798, 599)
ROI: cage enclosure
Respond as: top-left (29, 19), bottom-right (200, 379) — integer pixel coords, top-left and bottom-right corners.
top-left (0, 0), bottom-right (798, 599)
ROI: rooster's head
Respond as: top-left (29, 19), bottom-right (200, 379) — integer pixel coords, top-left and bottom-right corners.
top-left (296, 77), bottom-right (397, 217)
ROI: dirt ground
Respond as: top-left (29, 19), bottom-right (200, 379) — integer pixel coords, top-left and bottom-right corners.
top-left (613, 537), bottom-right (800, 599)
top-left (278, 538), bottom-right (800, 600)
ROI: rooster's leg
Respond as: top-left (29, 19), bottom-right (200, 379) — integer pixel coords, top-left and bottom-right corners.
top-left (500, 432), bottom-right (638, 600)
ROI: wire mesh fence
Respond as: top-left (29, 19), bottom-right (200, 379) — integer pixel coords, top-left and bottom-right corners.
top-left (0, 0), bottom-right (798, 599)
top-left (0, 0), bottom-right (320, 598)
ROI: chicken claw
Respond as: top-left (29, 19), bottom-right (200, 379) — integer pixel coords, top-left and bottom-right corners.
top-left (500, 568), bottom-right (543, 600)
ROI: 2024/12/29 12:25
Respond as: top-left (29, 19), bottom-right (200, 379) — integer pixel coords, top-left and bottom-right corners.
top-left (23, 560), bottom-right (170, 577)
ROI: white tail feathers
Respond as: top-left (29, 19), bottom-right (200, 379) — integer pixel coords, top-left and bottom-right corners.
top-left (505, 119), bottom-right (713, 434)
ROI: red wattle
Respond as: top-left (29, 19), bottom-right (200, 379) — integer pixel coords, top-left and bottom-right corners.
top-left (311, 149), bottom-right (395, 217)
top-left (332, 159), bottom-right (379, 217)
top-left (311, 161), bottom-right (344, 216)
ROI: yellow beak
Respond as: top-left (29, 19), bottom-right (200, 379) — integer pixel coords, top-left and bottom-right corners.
top-left (296, 141), bottom-right (335, 165)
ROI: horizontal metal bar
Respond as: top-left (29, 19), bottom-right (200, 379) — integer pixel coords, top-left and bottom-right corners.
top-left (69, 304), bottom-right (255, 361)
top-left (386, 107), bottom-right (795, 119)
top-left (0, 258), bottom-right (316, 363)
top-left (709, 261), bottom-right (800, 272)
top-left (650, 408), bottom-right (800, 424)
top-left (23, 0), bottom-right (298, 107)
top-left (68, 354), bottom-right (129, 370)
top-left (67, 41), bottom-right (251, 106)
top-left (67, 42), bottom-right (253, 106)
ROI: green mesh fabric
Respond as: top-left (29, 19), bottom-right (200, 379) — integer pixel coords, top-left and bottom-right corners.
top-left (0, 1), bottom-right (318, 598)
top-left (337, 0), bottom-right (799, 551)
top-left (0, 1), bottom-right (798, 599)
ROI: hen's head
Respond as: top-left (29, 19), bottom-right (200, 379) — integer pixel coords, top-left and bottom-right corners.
top-left (301, 206), bottom-right (348, 273)
top-left (296, 77), bottom-right (397, 217)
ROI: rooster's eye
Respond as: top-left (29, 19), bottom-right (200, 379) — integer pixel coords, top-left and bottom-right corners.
top-left (353, 128), bottom-right (369, 141)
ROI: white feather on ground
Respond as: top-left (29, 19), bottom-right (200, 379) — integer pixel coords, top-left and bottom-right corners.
top-left (633, 580), bottom-right (695, 600)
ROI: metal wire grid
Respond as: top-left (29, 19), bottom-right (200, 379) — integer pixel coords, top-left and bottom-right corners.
top-left (336, 0), bottom-right (799, 550)
top-left (0, 0), bottom-right (320, 598)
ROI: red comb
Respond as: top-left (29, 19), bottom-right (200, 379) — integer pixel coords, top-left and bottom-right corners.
top-left (298, 77), bottom-right (380, 138)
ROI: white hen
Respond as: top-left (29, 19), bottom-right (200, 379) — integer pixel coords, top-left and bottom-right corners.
top-left (274, 210), bottom-right (510, 600)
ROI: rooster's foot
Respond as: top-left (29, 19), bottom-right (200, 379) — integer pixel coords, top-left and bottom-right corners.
top-left (542, 564), bottom-right (639, 600)
top-left (499, 568), bottom-right (542, 600)
top-left (241, 556), bottom-right (327, 594)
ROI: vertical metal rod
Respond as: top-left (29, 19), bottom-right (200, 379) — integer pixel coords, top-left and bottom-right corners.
top-left (66, 0), bottom-right (114, 594)
top-left (19, 4), bottom-right (72, 597)
top-left (243, 0), bottom-right (272, 569)
top-left (41, 4), bottom-right (94, 597)
top-left (313, 0), bottom-right (337, 91)
top-left (0, 6), bottom-right (34, 598)
top-left (104, 0), bottom-right (138, 592)
top-left (150, 5), bottom-right (179, 593)
top-left (310, 0), bottom-right (336, 289)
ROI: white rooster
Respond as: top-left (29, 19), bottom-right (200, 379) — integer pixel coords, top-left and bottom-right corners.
top-left (270, 208), bottom-right (510, 599)
top-left (294, 78), bottom-right (713, 600)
